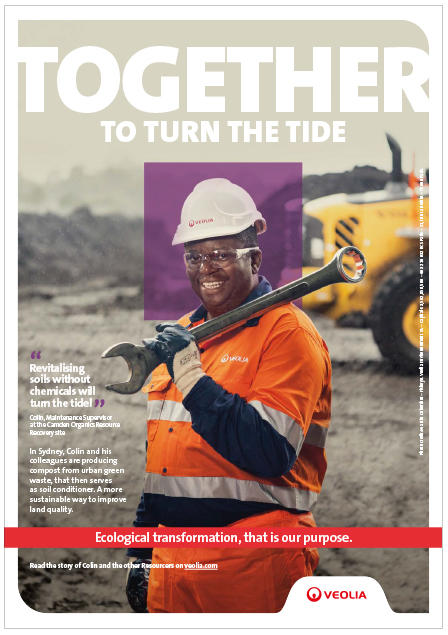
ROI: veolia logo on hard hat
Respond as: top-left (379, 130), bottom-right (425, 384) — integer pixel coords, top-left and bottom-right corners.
top-left (172, 178), bottom-right (267, 245)
top-left (188, 218), bottom-right (215, 228)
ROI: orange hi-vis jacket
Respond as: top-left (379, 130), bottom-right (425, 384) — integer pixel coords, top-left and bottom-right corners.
top-left (141, 284), bottom-right (331, 518)
top-left (147, 509), bottom-right (320, 613)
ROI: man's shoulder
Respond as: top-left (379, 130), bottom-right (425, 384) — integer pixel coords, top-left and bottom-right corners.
top-left (176, 304), bottom-right (326, 353)
top-left (262, 303), bottom-right (322, 338)
top-left (255, 305), bottom-right (331, 378)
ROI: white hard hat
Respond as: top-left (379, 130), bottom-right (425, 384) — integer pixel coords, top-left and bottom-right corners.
top-left (172, 178), bottom-right (267, 245)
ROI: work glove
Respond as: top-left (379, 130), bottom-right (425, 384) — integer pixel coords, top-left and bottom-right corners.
top-left (143, 323), bottom-right (205, 398)
top-left (126, 557), bottom-right (151, 613)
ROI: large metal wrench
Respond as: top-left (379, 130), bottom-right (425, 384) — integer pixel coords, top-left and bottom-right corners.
top-left (102, 245), bottom-right (367, 394)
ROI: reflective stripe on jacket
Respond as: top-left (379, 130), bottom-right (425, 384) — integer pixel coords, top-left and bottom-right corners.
top-left (142, 293), bottom-right (331, 515)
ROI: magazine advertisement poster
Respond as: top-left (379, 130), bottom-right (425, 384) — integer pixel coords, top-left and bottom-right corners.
top-left (3, 4), bottom-right (443, 631)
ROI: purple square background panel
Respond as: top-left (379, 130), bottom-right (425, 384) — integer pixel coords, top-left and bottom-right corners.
top-left (144, 163), bottom-right (302, 320)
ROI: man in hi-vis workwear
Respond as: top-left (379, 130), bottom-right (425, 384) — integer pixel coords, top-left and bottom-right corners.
top-left (126, 178), bottom-right (331, 613)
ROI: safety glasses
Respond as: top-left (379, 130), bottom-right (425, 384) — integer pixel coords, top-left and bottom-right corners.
top-left (183, 247), bottom-right (259, 270)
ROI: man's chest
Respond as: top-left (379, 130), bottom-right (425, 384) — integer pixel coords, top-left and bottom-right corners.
top-left (197, 325), bottom-right (265, 397)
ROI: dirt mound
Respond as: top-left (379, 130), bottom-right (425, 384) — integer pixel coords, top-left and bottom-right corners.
top-left (18, 207), bottom-right (145, 286)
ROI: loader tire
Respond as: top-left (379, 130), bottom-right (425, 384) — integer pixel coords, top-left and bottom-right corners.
top-left (369, 260), bottom-right (428, 374)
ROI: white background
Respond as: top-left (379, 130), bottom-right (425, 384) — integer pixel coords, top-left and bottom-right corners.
top-left (1, 2), bottom-right (444, 632)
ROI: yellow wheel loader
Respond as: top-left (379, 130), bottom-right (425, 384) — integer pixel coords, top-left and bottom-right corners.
top-left (296, 134), bottom-right (428, 372)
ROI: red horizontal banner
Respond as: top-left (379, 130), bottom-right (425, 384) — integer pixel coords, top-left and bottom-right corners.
top-left (4, 526), bottom-right (442, 549)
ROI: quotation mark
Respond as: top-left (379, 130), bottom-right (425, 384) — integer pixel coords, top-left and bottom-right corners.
top-left (31, 351), bottom-right (41, 359)
top-left (94, 399), bottom-right (105, 408)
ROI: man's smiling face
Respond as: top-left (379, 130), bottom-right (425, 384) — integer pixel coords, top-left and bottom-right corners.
top-left (184, 235), bottom-right (261, 319)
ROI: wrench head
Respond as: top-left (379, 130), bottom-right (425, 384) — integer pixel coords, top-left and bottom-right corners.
top-left (101, 342), bottom-right (150, 394)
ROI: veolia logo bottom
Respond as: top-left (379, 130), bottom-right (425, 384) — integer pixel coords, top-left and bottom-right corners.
top-left (306, 586), bottom-right (367, 601)
top-left (306, 587), bottom-right (322, 602)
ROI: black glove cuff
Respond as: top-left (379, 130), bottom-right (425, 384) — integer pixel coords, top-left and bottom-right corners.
top-left (142, 338), bottom-right (175, 378)
top-left (126, 558), bottom-right (151, 613)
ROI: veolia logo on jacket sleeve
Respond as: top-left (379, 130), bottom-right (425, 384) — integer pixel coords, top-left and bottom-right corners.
top-left (220, 353), bottom-right (249, 363)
